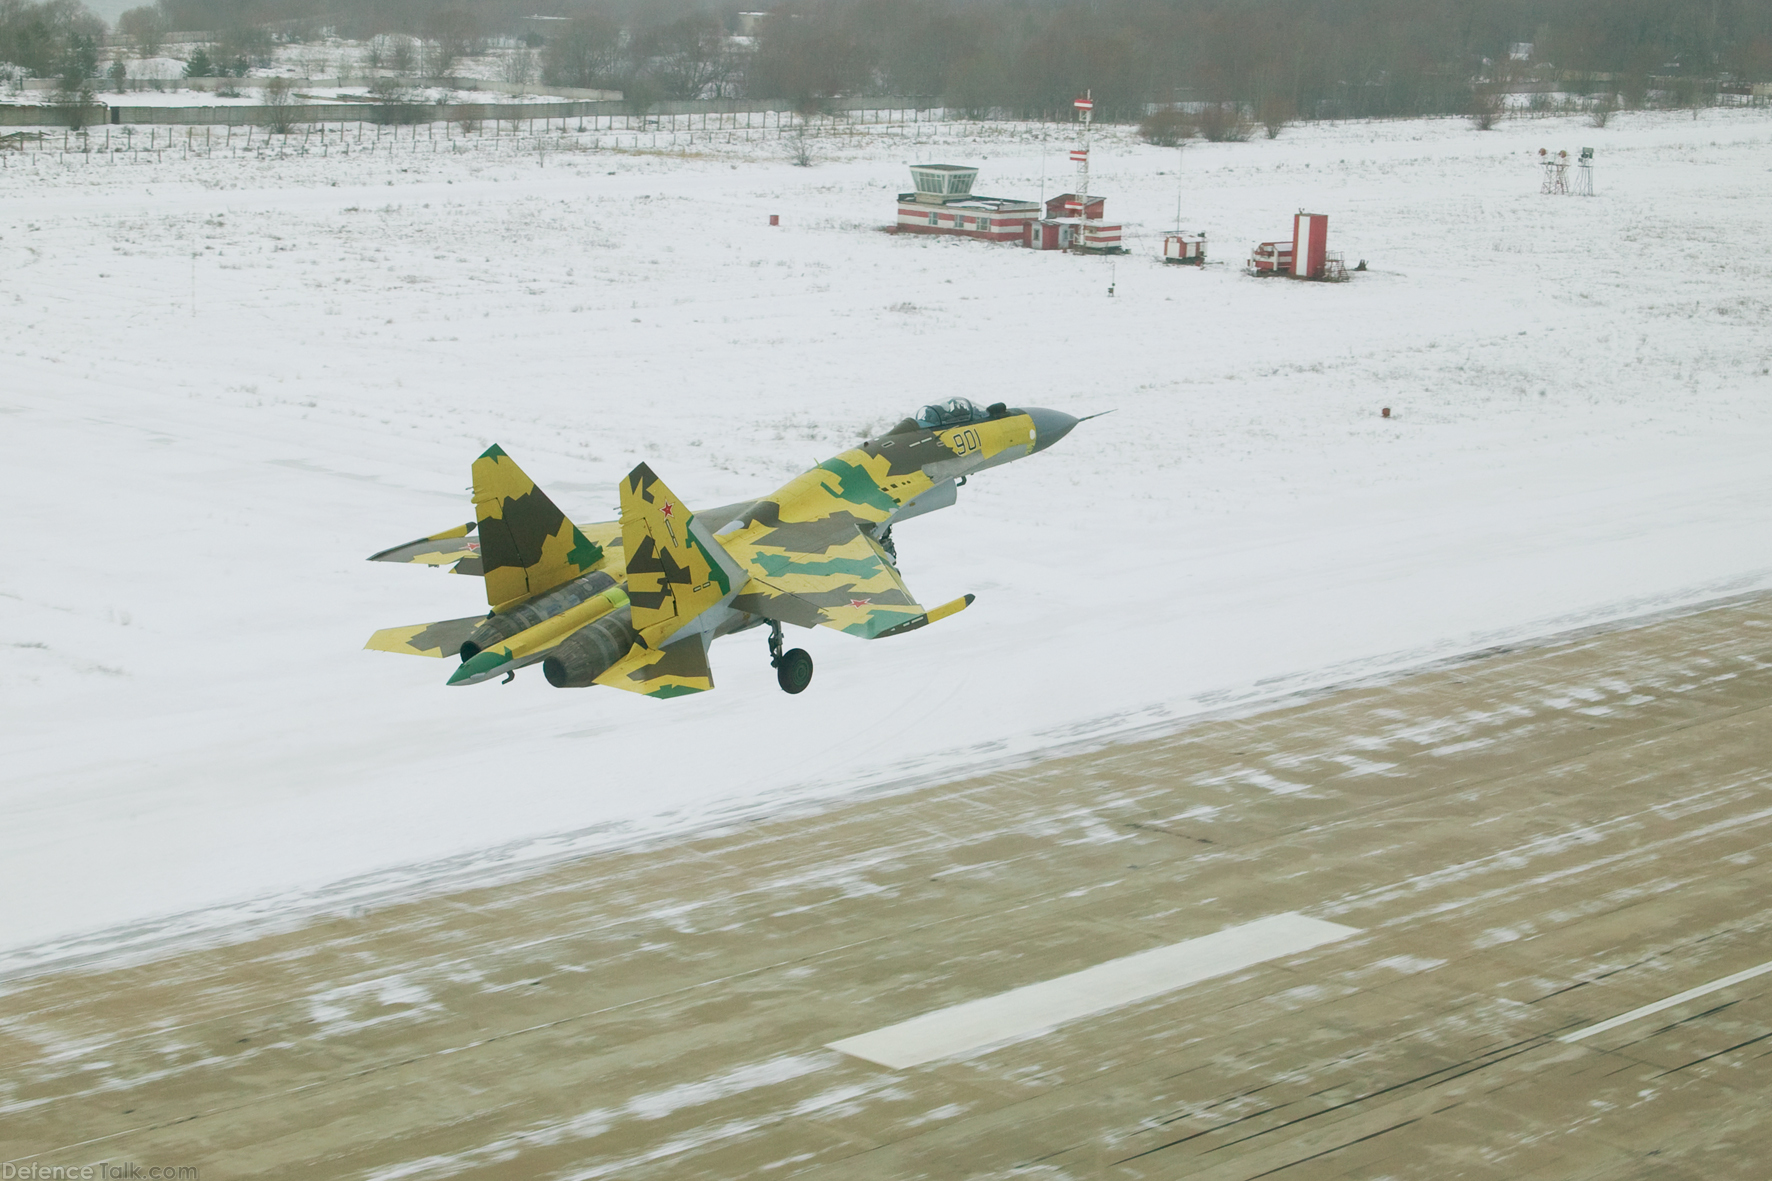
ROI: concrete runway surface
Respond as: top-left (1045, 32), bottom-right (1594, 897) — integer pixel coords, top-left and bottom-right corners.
top-left (4, 595), bottom-right (1771, 1180)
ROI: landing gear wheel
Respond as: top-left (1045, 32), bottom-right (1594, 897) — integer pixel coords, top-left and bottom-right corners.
top-left (775, 647), bottom-right (813, 694)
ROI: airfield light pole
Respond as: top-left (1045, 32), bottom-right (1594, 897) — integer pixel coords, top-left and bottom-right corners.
top-left (1175, 139), bottom-right (1185, 231)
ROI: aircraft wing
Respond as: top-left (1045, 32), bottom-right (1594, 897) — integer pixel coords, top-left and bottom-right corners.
top-left (364, 614), bottom-right (486, 658)
top-left (367, 520), bottom-right (622, 579)
top-left (727, 519), bottom-right (934, 640)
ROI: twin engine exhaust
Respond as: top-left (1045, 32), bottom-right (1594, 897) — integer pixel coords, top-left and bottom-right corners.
top-left (541, 607), bottom-right (638, 688)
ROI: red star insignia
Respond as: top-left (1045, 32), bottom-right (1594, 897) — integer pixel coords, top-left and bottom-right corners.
top-left (464, 541), bottom-right (480, 551)
top-left (660, 502), bottom-right (674, 517)
top-left (849, 598), bottom-right (870, 609)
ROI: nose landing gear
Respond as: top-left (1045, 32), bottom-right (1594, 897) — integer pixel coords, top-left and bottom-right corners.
top-left (767, 620), bottom-right (813, 694)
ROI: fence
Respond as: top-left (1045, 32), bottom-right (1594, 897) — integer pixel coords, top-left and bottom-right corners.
top-left (0, 93), bottom-right (979, 129)
top-left (0, 99), bottom-right (976, 132)
top-left (0, 108), bottom-right (1060, 167)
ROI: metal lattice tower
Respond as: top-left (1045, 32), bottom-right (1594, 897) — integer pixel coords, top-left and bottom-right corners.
top-left (1573, 147), bottom-right (1595, 196)
top-left (1539, 148), bottom-right (1570, 196)
top-left (1069, 91), bottom-right (1093, 240)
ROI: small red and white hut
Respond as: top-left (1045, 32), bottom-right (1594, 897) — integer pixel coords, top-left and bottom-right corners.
top-left (1248, 212), bottom-right (1345, 279)
top-left (1027, 193), bottom-right (1125, 253)
top-left (1292, 212), bottom-right (1328, 279)
top-left (1162, 231), bottom-right (1207, 265)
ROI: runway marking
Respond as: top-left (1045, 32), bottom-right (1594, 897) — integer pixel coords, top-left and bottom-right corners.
top-left (1559, 959), bottom-right (1772, 1043)
top-left (827, 913), bottom-right (1360, 1069)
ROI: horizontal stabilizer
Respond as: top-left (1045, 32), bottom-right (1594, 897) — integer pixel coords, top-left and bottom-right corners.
top-left (367, 523), bottom-right (484, 576)
top-left (364, 615), bottom-right (486, 658)
top-left (594, 636), bottom-right (715, 698)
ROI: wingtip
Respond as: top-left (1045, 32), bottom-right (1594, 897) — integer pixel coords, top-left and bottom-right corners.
top-left (477, 443), bottom-right (508, 460)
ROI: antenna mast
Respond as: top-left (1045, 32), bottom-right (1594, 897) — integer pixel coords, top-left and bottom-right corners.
top-left (1070, 90), bottom-right (1094, 241)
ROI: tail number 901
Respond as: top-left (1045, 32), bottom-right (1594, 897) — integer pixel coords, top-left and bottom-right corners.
top-left (948, 428), bottom-right (984, 456)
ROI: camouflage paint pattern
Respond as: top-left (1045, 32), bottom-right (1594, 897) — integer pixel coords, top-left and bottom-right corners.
top-left (873, 593), bottom-right (977, 639)
top-left (463, 570), bottom-right (620, 658)
top-left (368, 406), bottom-right (1069, 697)
top-left (449, 586), bottom-right (629, 686)
top-left (366, 523), bottom-right (484, 576)
top-left (363, 615), bottom-right (488, 658)
top-left (471, 445), bottom-right (606, 611)
top-left (593, 635), bottom-right (715, 698)
top-left (717, 412), bottom-right (1033, 638)
top-left (619, 463), bottom-right (742, 651)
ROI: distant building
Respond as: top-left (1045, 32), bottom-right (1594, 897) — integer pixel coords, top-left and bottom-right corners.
top-left (894, 167), bottom-right (1124, 252)
top-left (895, 165), bottom-right (1040, 243)
top-left (519, 14), bottom-right (573, 41)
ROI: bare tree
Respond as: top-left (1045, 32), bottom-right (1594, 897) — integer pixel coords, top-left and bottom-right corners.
top-left (263, 75), bottom-right (296, 133)
top-left (634, 13), bottom-right (729, 100)
top-left (1257, 94), bottom-right (1294, 139)
top-left (1138, 108), bottom-right (1193, 146)
top-left (747, 8), bottom-right (868, 111)
top-left (501, 45), bottom-right (535, 87)
top-left (117, 4), bottom-right (166, 57)
top-left (542, 13), bottom-right (622, 91)
top-left (424, 9), bottom-right (481, 81)
top-left (1468, 87), bottom-right (1504, 129)
top-left (1196, 102), bottom-right (1251, 141)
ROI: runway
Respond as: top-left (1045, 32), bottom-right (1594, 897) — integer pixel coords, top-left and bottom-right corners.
top-left (5, 594), bottom-right (1772, 1179)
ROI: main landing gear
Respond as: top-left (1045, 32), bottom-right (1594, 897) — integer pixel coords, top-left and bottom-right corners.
top-left (767, 620), bottom-right (813, 694)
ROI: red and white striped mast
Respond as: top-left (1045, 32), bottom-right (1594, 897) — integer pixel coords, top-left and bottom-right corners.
top-left (1069, 91), bottom-right (1093, 243)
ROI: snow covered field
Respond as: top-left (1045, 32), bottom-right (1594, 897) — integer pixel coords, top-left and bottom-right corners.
top-left (4, 108), bottom-right (1771, 967)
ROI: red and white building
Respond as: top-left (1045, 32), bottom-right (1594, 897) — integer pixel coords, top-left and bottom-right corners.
top-left (1248, 212), bottom-right (1345, 280)
top-left (1025, 192), bottom-right (1125, 253)
top-left (895, 165), bottom-right (1039, 243)
top-left (893, 166), bottom-right (1126, 254)
top-left (1162, 231), bottom-right (1207, 264)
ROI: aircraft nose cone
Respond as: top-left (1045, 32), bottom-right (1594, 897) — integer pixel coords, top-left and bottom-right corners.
top-left (1026, 407), bottom-right (1080, 454)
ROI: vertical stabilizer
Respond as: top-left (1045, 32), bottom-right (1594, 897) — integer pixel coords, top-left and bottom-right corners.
top-left (472, 445), bottom-right (604, 610)
top-left (619, 463), bottom-right (743, 648)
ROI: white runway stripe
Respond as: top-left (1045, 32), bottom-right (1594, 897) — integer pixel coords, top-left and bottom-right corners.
top-left (828, 913), bottom-right (1360, 1069)
top-left (1559, 959), bottom-right (1772, 1043)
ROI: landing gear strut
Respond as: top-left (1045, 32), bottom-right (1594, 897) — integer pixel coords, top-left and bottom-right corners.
top-left (767, 620), bottom-right (813, 694)
top-left (877, 526), bottom-right (897, 565)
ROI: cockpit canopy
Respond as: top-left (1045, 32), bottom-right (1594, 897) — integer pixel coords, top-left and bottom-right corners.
top-left (914, 397), bottom-right (1012, 429)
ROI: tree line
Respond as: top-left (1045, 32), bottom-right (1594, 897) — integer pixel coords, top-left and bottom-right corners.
top-left (6, 0), bottom-right (1769, 118)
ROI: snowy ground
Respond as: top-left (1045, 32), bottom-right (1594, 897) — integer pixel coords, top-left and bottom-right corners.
top-left (4, 108), bottom-right (1771, 968)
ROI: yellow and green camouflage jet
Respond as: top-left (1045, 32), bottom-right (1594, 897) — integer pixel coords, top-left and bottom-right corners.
top-left (365, 398), bottom-right (1090, 697)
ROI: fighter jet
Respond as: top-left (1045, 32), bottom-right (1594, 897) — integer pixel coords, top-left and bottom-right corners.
top-left (365, 398), bottom-right (1089, 697)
